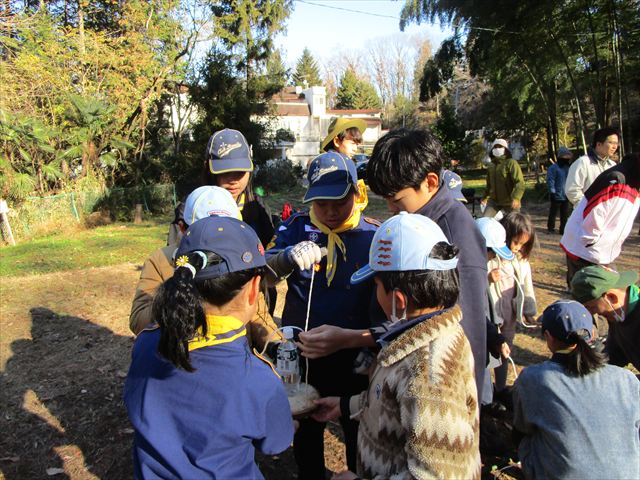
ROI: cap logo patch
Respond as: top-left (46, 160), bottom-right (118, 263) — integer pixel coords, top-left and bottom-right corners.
top-left (217, 141), bottom-right (242, 158)
top-left (378, 239), bottom-right (392, 245)
top-left (448, 177), bottom-right (462, 188)
top-left (376, 261), bottom-right (391, 266)
top-left (310, 165), bottom-right (338, 183)
top-left (207, 209), bottom-right (232, 217)
top-left (242, 251), bottom-right (253, 263)
top-left (377, 246), bottom-right (391, 252)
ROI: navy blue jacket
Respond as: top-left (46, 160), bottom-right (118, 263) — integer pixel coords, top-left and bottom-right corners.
top-left (547, 161), bottom-right (570, 201)
top-left (124, 328), bottom-right (293, 479)
top-left (416, 186), bottom-right (488, 398)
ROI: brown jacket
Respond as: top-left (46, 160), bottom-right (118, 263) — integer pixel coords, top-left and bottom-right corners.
top-left (348, 306), bottom-right (481, 479)
top-left (129, 244), bottom-right (282, 349)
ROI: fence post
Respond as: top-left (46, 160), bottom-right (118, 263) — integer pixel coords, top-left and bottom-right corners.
top-left (0, 199), bottom-right (16, 245)
top-left (172, 183), bottom-right (177, 208)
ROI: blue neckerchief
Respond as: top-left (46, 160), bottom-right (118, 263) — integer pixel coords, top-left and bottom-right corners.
top-left (377, 308), bottom-right (449, 347)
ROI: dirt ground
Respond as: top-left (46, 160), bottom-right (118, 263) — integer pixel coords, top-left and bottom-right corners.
top-left (1, 206), bottom-right (638, 479)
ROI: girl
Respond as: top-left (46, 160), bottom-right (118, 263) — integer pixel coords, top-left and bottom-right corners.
top-left (124, 216), bottom-right (294, 479)
top-left (479, 213), bottom-right (537, 402)
top-left (513, 300), bottom-right (640, 479)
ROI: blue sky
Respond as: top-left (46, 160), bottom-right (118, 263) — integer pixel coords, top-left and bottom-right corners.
top-left (274, 0), bottom-right (453, 67)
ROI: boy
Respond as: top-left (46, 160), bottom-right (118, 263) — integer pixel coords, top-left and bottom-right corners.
top-left (266, 151), bottom-right (381, 479)
top-left (321, 117), bottom-right (366, 159)
top-left (366, 128), bottom-right (489, 399)
top-left (313, 213), bottom-right (481, 479)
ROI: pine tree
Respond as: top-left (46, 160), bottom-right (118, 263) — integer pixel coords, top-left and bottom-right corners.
top-left (336, 68), bottom-right (382, 110)
top-left (292, 47), bottom-right (322, 87)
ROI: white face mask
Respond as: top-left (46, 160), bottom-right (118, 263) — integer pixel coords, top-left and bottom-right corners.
top-left (492, 147), bottom-right (505, 158)
top-left (390, 289), bottom-right (407, 324)
top-left (605, 297), bottom-right (625, 323)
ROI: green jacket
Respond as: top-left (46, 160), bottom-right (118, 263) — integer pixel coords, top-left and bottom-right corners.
top-left (485, 157), bottom-right (525, 207)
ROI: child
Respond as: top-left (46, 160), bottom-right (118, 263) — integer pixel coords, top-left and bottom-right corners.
top-left (366, 128), bottom-right (488, 400)
top-left (513, 300), bottom-right (640, 479)
top-left (266, 151), bottom-right (382, 479)
top-left (313, 213), bottom-right (481, 479)
top-left (124, 216), bottom-right (294, 478)
top-left (476, 216), bottom-right (537, 402)
top-left (321, 117), bottom-right (366, 159)
top-left (129, 186), bottom-right (281, 349)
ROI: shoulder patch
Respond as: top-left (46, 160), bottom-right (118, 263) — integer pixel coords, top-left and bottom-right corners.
top-left (363, 216), bottom-right (382, 227)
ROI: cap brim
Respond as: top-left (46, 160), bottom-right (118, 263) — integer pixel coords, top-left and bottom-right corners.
top-left (321, 119), bottom-right (368, 150)
top-left (303, 183), bottom-right (351, 203)
top-left (614, 270), bottom-right (638, 289)
top-left (492, 246), bottom-right (514, 261)
top-left (209, 158), bottom-right (253, 174)
top-left (350, 264), bottom-right (375, 284)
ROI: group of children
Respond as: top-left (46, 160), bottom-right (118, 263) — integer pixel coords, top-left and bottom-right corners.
top-left (123, 121), bottom-right (640, 479)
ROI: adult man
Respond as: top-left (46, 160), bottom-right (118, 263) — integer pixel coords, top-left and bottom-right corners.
top-left (560, 153), bottom-right (640, 287)
top-left (564, 127), bottom-right (618, 206)
top-left (546, 146), bottom-right (572, 234)
top-left (571, 265), bottom-right (640, 371)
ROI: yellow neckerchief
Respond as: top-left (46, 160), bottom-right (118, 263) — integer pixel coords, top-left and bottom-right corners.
top-left (188, 314), bottom-right (246, 351)
top-left (237, 193), bottom-right (246, 212)
top-left (309, 180), bottom-right (368, 286)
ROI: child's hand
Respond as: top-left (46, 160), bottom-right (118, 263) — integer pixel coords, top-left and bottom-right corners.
top-left (500, 342), bottom-right (511, 359)
top-left (489, 268), bottom-right (501, 283)
top-left (312, 397), bottom-right (341, 422)
top-left (288, 241), bottom-right (326, 270)
top-left (297, 325), bottom-right (349, 358)
top-left (511, 198), bottom-right (521, 210)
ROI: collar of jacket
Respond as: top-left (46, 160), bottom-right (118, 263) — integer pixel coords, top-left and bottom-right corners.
top-left (377, 305), bottom-right (462, 367)
top-left (415, 184), bottom-right (455, 222)
top-left (188, 315), bottom-right (247, 351)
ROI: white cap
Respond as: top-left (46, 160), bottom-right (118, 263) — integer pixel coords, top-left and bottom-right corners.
top-left (183, 186), bottom-right (241, 226)
top-left (475, 217), bottom-right (514, 260)
top-left (491, 138), bottom-right (509, 150)
top-left (282, 326), bottom-right (294, 340)
top-left (351, 212), bottom-right (458, 284)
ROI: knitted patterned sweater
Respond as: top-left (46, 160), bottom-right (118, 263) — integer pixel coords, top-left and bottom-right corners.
top-left (347, 306), bottom-right (481, 479)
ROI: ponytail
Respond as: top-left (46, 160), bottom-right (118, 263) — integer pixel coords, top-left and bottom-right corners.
top-left (152, 250), bottom-right (266, 372)
top-left (557, 330), bottom-right (606, 376)
top-left (153, 252), bottom-right (208, 372)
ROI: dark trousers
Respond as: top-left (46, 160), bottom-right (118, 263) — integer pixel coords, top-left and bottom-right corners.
top-left (293, 415), bottom-right (360, 479)
top-left (293, 353), bottom-right (367, 479)
top-left (548, 198), bottom-right (570, 234)
top-left (566, 255), bottom-right (596, 290)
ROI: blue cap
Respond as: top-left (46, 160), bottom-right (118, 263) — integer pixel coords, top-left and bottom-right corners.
top-left (303, 151), bottom-right (358, 203)
top-left (183, 186), bottom-right (241, 226)
top-left (175, 216), bottom-right (266, 281)
top-left (207, 129), bottom-right (254, 174)
top-left (351, 212), bottom-right (458, 284)
top-left (442, 169), bottom-right (466, 203)
top-left (475, 217), bottom-right (514, 261)
top-left (541, 300), bottom-right (593, 343)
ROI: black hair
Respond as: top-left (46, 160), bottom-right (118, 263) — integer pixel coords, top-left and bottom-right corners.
top-left (152, 251), bottom-right (265, 372)
top-left (621, 152), bottom-right (640, 189)
top-left (501, 211), bottom-right (537, 260)
top-left (324, 126), bottom-right (363, 152)
top-left (367, 128), bottom-right (445, 196)
top-left (377, 242), bottom-right (459, 309)
top-left (550, 331), bottom-right (606, 377)
top-left (591, 127), bottom-right (619, 149)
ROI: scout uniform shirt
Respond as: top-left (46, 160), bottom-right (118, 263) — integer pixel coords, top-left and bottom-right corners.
top-left (124, 315), bottom-right (293, 479)
top-left (266, 211), bottom-right (382, 396)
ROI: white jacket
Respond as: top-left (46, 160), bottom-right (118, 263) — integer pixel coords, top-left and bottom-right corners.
top-left (487, 256), bottom-right (537, 329)
top-left (565, 152), bottom-right (615, 206)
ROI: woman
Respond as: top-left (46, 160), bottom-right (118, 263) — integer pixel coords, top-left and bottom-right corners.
top-left (513, 300), bottom-right (639, 479)
top-left (124, 216), bottom-right (294, 479)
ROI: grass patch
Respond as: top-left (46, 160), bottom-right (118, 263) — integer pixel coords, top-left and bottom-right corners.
top-left (0, 220), bottom-right (168, 277)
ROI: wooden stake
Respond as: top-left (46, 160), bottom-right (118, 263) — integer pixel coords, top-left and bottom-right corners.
top-left (0, 199), bottom-right (16, 246)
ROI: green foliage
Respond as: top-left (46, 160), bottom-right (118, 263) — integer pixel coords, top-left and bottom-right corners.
top-left (275, 128), bottom-right (296, 143)
top-left (336, 69), bottom-right (382, 110)
top-left (292, 47), bottom-right (322, 87)
top-left (254, 158), bottom-right (303, 193)
top-left (431, 102), bottom-right (468, 162)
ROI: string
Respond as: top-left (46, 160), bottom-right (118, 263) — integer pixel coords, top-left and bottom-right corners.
top-left (506, 355), bottom-right (519, 380)
top-left (303, 267), bottom-right (315, 385)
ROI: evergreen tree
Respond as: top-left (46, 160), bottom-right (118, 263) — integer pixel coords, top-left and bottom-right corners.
top-left (292, 47), bottom-right (322, 87)
top-left (266, 49), bottom-right (289, 88)
top-left (336, 69), bottom-right (382, 110)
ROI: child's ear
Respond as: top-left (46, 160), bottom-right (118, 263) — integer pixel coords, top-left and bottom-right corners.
top-left (332, 137), bottom-right (341, 149)
top-left (426, 172), bottom-right (440, 192)
top-left (393, 289), bottom-right (408, 311)
top-left (247, 275), bottom-right (261, 306)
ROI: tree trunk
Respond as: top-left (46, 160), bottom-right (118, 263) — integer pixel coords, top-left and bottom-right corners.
top-left (133, 204), bottom-right (143, 224)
